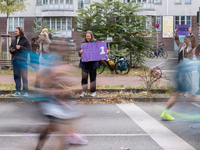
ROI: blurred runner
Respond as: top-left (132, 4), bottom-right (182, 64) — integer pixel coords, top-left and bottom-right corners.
top-left (160, 29), bottom-right (196, 121)
top-left (34, 41), bottom-right (88, 150)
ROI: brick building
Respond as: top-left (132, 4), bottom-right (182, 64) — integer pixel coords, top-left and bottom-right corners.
top-left (0, 0), bottom-right (199, 51)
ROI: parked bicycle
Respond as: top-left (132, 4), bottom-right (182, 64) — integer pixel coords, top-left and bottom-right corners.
top-left (148, 42), bottom-right (168, 59)
top-left (97, 54), bottom-right (130, 75)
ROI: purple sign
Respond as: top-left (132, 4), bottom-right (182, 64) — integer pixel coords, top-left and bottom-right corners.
top-left (176, 25), bottom-right (189, 35)
top-left (81, 41), bottom-right (108, 62)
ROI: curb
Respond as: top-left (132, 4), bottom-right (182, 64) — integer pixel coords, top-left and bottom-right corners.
top-left (0, 96), bottom-right (170, 103)
top-left (0, 88), bottom-right (169, 95)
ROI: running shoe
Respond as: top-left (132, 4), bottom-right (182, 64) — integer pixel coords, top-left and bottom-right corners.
top-left (160, 110), bottom-right (175, 121)
top-left (68, 133), bottom-right (88, 145)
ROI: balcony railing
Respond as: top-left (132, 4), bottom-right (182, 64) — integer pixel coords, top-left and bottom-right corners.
top-left (139, 2), bottom-right (155, 10)
top-left (42, 0), bottom-right (74, 11)
top-left (122, 0), bottom-right (155, 10)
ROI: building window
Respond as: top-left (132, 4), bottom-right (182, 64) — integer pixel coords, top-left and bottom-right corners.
top-left (84, 0), bottom-right (90, 3)
top-left (156, 16), bottom-right (161, 31)
top-left (45, 17), bottom-right (72, 37)
top-left (175, 0), bottom-right (181, 3)
top-left (185, 0), bottom-right (191, 3)
top-left (36, 0), bottom-right (42, 4)
top-left (174, 16), bottom-right (191, 29)
top-left (124, 0), bottom-right (151, 3)
top-left (155, 0), bottom-right (161, 3)
top-left (8, 17), bottom-right (24, 31)
top-left (36, 17), bottom-right (42, 29)
top-left (67, 18), bottom-right (72, 31)
top-left (123, 0), bottom-right (131, 3)
top-left (78, 0), bottom-right (84, 10)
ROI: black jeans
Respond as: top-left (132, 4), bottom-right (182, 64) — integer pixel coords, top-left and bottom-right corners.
top-left (81, 69), bottom-right (97, 92)
top-left (13, 65), bottom-right (28, 92)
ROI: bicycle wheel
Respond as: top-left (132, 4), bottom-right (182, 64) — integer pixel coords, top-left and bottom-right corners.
top-left (97, 61), bottom-right (106, 75)
top-left (161, 51), bottom-right (168, 59)
top-left (148, 51), bottom-right (154, 58)
top-left (115, 61), bottom-right (130, 75)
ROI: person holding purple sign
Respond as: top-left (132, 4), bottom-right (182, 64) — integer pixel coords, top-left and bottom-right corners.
top-left (79, 31), bottom-right (99, 97)
top-left (79, 31), bottom-right (109, 97)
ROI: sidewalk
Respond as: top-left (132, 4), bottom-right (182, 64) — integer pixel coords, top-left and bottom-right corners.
top-left (0, 75), bottom-right (144, 87)
top-left (0, 74), bottom-right (171, 103)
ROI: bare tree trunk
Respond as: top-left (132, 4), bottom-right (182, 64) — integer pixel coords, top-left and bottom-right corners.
top-left (6, 1), bottom-right (9, 60)
top-left (6, 16), bottom-right (9, 60)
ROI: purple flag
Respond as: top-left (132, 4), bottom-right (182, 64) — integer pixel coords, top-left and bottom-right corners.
top-left (176, 25), bottom-right (189, 36)
top-left (81, 41), bottom-right (108, 62)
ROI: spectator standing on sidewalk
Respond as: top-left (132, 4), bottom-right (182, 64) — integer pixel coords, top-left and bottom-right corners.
top-left (39, 32), bottom-right (51, 58)
top-left (30, 36), bottom-right (40, 87)
top-left (10, 26), bottom-right (31, 97)
top-left (79, 31), bottom-right (99, 97)
top-left (42, 28), bottom-right (53, 40)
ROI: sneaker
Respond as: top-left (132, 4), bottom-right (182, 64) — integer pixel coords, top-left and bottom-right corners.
top-left (91, 92), bottom-right (96, 97)
top-left (12, 92), bottom-right (21, 97)
top-left (68, 133), bottom-right (88, 145)
top-left (22, 92), bottom-right (29, 97)
top-left (80, 91), bottom-right (86, 97)
top-left (160, 110), bottom-right (175, 121)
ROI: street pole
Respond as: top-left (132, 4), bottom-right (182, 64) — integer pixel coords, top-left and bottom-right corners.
top-left (157, 33), bottom-right (158, 49)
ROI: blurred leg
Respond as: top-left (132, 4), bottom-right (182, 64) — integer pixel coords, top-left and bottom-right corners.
top-left (13, 66), bottom-right (21, 92)
top-left (90, 68), bottom-right (97, 93)
top-left (81, 70), bottom-right (88, 91)
top-left (21, 67), bottom-right (29, 91)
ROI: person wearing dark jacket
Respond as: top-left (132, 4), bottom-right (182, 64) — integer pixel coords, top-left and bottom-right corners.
top-left (30, 36), bottom-right (40, 71)
top-left (30, 36), bottom-right (40, 88)
top-left (79, 31), bottom-right (99, 97)
top-left (10, 26), bottom-right (31, 97)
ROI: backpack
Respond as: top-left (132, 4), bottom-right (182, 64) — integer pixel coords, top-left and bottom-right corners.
top-left (118, 58), bottom-right (127, 71)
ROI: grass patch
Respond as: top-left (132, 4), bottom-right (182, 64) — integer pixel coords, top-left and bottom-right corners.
top-left (0, 66), bottom-right (147, 77)
top-left (0, 83), bottom-right (35, 91)
top-left (0, 69), bottom-right (13, 75)
top-left (97, 66), bottom-right (149, 77)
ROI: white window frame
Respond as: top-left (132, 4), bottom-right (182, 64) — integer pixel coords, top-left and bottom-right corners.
top-left (84, 0), bottom-right (90, 3)
top-left (36, 0), bottom-right (42, 5)
top-left (123, 0), bottom-right (157, 3)
top-left (174, 16), bottom-right (192, 29)
top-left (124, 0), bottom-right (149, 3)
top-left (156, 16), bottom-right (162, 31)
top-left (78, 0), bottom-right (84, 10)
top-left (175, 0), bottom-right (181, 4)
top-left (185, 0), bottom-right (191, 3)
top-left (38, 0), bottom-right (74, 5)
top-left (8, 17), bottom-right (24, 32)
top-left (36, 17), bottom-right (42, 29)
top-left (45, 17), bottom-right (72, 37)
top-left (155, 0), bottom-right (161, 3)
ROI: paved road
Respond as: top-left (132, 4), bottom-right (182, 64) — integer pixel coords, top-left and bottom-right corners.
top-left (146, 58), bottom-right (200, 94)
top-left (0, 101), bottom-right (200, 150)
top-left (145, 58), bottom-right (178, 70)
